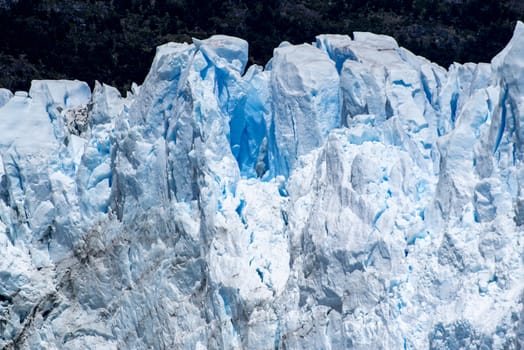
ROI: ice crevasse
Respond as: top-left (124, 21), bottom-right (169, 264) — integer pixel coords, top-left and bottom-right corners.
top-left (0, 21), bottom-right (523, 349)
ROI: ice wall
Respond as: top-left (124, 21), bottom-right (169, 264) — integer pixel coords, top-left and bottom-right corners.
top-left (0, 22), bottom-right (523, 349)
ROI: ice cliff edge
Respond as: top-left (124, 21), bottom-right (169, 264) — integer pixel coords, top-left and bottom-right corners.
top-left (0, 22), bottom-right (523, 349)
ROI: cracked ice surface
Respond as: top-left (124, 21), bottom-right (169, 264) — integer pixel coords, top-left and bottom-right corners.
top-left (0, 23), bottom-right (523, 349)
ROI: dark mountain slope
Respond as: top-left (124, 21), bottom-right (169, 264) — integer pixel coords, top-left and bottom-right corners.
top-left (0, 0), bottom-right (521, 92)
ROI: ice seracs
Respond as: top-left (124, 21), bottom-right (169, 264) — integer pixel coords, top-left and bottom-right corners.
top-left (0, 22), bottom-right (523, 349)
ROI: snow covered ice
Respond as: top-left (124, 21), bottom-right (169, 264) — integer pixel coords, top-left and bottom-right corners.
top-left (0, 21), bottom-right (523, 349)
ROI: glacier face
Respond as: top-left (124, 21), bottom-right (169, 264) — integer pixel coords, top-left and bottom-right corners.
top-left (0, 21), bottom-right (523, 349)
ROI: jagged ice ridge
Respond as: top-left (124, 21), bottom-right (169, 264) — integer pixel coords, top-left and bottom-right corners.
top-left (0, 22), bottom-right (523, 349)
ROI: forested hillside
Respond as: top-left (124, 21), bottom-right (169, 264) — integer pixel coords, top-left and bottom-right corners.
top-left (0, 0), bottom-right (522, 92)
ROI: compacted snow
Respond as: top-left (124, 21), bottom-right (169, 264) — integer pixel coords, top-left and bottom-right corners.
top-left (0, 22), bottom-right (523, 349)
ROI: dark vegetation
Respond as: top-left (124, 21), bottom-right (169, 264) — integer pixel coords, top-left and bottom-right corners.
top-left (0, 0), bottom-right (522, 93)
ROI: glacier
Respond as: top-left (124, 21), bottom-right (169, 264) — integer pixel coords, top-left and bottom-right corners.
top-left (0, 21), bottom-right (523, 349)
